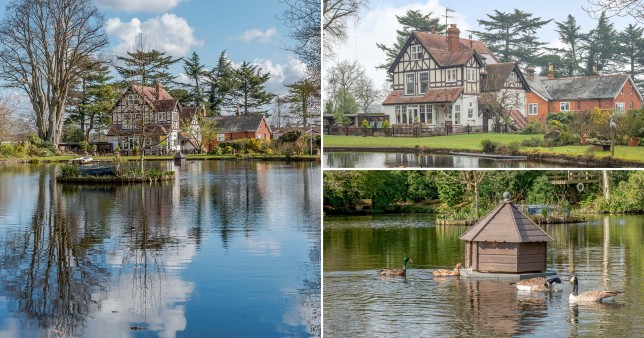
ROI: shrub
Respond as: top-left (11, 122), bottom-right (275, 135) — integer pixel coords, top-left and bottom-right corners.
top-left (60, 164), bottom-right (79, 178)
top-left (361, 119), bottom-right (370, 129)
top-left (546, 111), bottom-right (575, 125)
top-left (383, 120), bottom-right (391, 128)
top-left (507, 141), bottom-right (521, 155)
top-left (481, 139), bottom-right (500, 153)
top-left (28, 134), bottom-right (57, 154)
top-left (547, 119), bottom-right (568, 133)
top-left (521, 120), bottom-right (543, 134)
top-left (278, 130), bottom-right (303, 143)
top-left (521, 137), bottom-right (544, 147)
top-left (0, 143), bottom-right (27, 158)
top-left (79, 141), bottom-right (89, 151)
top-left (544, 130), bottom-right (561, 144)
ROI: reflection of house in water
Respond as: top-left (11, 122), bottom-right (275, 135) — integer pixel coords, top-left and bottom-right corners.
top-left (464, 281), bottom-right (547, 336)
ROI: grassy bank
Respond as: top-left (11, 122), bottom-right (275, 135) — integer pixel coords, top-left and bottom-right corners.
top-left (323, 134), bottom-right (644, 164)
top-left (2, 153), bottom-right (319, 163)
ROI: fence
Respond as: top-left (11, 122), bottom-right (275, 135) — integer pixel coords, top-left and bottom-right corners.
top-left (326, 125), bottom-right (486, 137)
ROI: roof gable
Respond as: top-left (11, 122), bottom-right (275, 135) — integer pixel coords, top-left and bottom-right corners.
top-left (459, 200), bottom-right (553, 243)
top-left (482, 62), bottom-right (530, 92)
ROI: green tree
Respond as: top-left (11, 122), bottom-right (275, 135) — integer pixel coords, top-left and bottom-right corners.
top-left (376, 10), bottom-right (446, 79)
top-left (66, 57), bottom-right (118, 141)
top-left (285, 78), bottom-right (320, 127)
top-left (582, 12), bottom-right (618, 74)
top-left (114, 42), bottom-right (180, 87)
top-left (206, 51), bottom-right (238, 115)
top-left (231, 61), bottom-right (273, 115)
top-left (182, 51), bottom-right (208, 106)
top-left (618, 24), bottom-right (644, 90)
top-left (472, 9), bottom-right (552, 65)
top-left (555, 15), bottom-right (585, 76)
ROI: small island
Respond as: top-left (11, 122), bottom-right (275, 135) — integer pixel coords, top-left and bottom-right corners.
top-left (56, 163), bottom-right (175, 184)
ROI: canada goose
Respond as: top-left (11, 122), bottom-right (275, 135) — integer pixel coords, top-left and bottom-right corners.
top-left (433, 263), bottom-right (462, 277)
top-left (512, 277), bottom-right (563, 292)
top-left (569, 275), bottom-right (621, 303)
top-left (377, 256), bottom-right (413, 277)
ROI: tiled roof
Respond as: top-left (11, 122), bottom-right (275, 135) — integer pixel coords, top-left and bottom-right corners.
top-left (539, 74), bottom-right (630, 100)
top-left (211, 115), bottom-right (268, 133)
top-left (526, 76), bottom-right (552, 100)
top-left (180, 107), bottom-right (202, 123)
top-left (459, 200), bottom-right (553, 243)
top-left (413, 31), bottom-right (496, 60)
top-left (131, 84), bottom-right (178, 112)
top-left (482, 63), bottom-right (517, 92)
top-left (382, 88), bottom-right (463, 105)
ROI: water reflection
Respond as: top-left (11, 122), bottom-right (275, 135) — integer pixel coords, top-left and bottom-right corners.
top-left (0, 161), bottom-right (320, 337)
top-left (323, 152), bottom-right (563, 168)
top-left (324, 214), bottom-right (643, 337)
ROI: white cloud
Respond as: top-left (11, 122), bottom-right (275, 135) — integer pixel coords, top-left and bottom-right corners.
top-left (328, 0), bottom-right (472, 90)
top-left (105, 13), bottom-right (203, 57)
top-left (238, 27), bottom-right (278, 43)
top-left (95, 0), bottom-right (185, 13)
top-left (232, 56), bottom-right (308, 94)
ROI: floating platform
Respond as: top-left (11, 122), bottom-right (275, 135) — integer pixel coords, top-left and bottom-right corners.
top-left (461, 269), bottom-right (558, 281)
top-left (449, 151), bottom-right (527, 160)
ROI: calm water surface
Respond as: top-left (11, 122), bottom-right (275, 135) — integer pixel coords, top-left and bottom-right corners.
top-left (324, 214), bottom-right (643, 337)
top-left (0, 161), bottom-right (320, 337)
top-left (323, 152), bottom-right (565, 168)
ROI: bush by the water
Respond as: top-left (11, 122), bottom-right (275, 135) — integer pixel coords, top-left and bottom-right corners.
top-left (521, 120), bottom-right (543, 134)
top-left (521, 137), bottom-right (545, 147)
top-left (481, 139), bottom-right (500, 153)
top-left (60, 164), bottom-right (80, 178)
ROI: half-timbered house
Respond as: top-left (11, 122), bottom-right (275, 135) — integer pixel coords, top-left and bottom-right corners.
top-left (382, 24), bottom-right (531, 132)
top-left (107, 82), bottom-right (181, 154)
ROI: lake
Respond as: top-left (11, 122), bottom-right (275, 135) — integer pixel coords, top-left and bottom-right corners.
top-left (323, 152), bottom-right (564, 168)
top-left (0, 160), bottom-right (320, 337)
top-left (323, 214), bottom-right (643, 337)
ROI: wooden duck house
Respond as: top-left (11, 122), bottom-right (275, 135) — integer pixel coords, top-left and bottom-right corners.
top-left (459, 193), bottom-right (553, 273)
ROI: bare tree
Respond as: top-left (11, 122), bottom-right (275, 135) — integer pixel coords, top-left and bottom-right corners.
top-left (584, 0), bottom-right (644, 22)
top-left (0, 0), bottom-right (108, 146)
top-left (354, 76), bottom-right (381, 114)
top-left (0, 94), bottom-right (32, 143)
top-left (480, 71), bottom-right (522, 132)
top-left (278, 0), bottom-right (321, 81)
top-left (323, 0), bottom-right (369, 57)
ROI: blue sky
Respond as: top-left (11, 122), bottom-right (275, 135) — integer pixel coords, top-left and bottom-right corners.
top-left (329, 0), bottom-right (637, 92)
top-left (0, 0), bottom-right (307, 96)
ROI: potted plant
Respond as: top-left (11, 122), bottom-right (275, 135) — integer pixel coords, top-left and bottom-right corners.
top-left (383, 119), bottom-right (391, 137)
top-left (361, 119), bottom-right (370, 137)
top-left (114, 145), bottom-right (121, 157)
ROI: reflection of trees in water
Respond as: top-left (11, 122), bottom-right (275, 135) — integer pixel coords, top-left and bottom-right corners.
top-left (0, 167), bottom-right (110, 337)
top-left (113, 183), bottom-right (178, 320)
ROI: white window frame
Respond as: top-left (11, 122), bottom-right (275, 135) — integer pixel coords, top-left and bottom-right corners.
top-left (467, 68), bottom-right (476, 82)
top-left (615, 102), bottom-right (625, 112)
top-left (528, 103), bottom-right (538, 116)
top-left (468, 108), bottom-right (473, 119)
top-left (560, 102), bottom-right (570, 111)
top-left (419, 105), bottom-right (426, 124)
top-left (419, 72), bottom-right (429, 94)
top-left (395, 105), bottom-right (401, 123)
top-left (127, 94), bottom-right (136, 105)
top-left (426, 105), bottom-right (434, 125)
top-left (256, 134), bottom-right (263, 140)
top-left (405, 73), bottom-right (415, 95)
top-left (447, 68), bottom-right (457, 82)
top-left (454, 104), bottom-right (461, 124)
top-left (410, 45), bottom-right (423, 60)
top-left (217, 134), bottom-right (225, 141)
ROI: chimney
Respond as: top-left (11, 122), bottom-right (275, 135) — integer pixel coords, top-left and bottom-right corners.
top-left (592, 65), bottom-right (599, 76)
top-left (468, 34), bottom-right (473, 49)
top-left (236, 106), bottom-right (240, 116)
top-left (547, 63), bottom-right (555, 80)
top-left (525, 66), bottom-right (535, 81)
top-left (446, 24), bottom-right (460, 53)
top-left (201, 102), bottom-right (206, 117)
top-left (155, 81), bottom-right (162, 101)
top-left (431, 26), bottom-right (436, 34)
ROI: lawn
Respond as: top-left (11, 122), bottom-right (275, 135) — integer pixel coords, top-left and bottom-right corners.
top-left (323, 134), bottom-right (644, 163)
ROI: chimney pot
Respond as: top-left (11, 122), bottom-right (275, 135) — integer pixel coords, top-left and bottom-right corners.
top-left (155, 81), bottom-right (162, 101)
top-left (547, 63), bottom-right (555, 80)
top-left (592, 65), bottom-right (599, 76)
top-left (446, 24), bottom-right (461, 53)
top-left (526, 66), bottom-right (535, 81)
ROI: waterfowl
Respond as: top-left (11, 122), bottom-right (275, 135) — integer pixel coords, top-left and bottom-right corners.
top-left (433, 263), bottom-right (462, 277)
top-left (569, 275), bottom-right (621, 303)
top-left (377, 256), bottom-right (413, 276)
top-left (512, 277), bottom-right (563, 292)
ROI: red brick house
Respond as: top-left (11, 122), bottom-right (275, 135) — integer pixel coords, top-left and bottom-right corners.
top-left (207, 115), bottom-right (271, 150)
top-left (525, 65), bottom-right (643, 123)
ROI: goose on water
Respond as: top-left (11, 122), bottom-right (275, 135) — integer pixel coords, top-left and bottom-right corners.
top-left (569, 275), bottom-right (622, 303)
top-left (512, 276), bottom-right (563, 292)
top-left (377, 256), bottom-right (413, 277)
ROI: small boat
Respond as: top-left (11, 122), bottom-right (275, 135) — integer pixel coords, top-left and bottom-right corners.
top-left (79, 164), bottom-right (116, 177)
top-left (69, 156), bottom-right (93, 164)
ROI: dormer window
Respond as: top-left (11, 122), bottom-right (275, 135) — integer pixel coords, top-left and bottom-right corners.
top-left (405, 73), bottom-right (415, 95)
top-left (410, 45), bottom-right (423, 60)
top-left (447, 68), bottom-right (457, 82)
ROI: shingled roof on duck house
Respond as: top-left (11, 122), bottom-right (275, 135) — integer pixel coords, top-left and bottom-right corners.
top-left (459, 192), bottom-right (553, 273)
